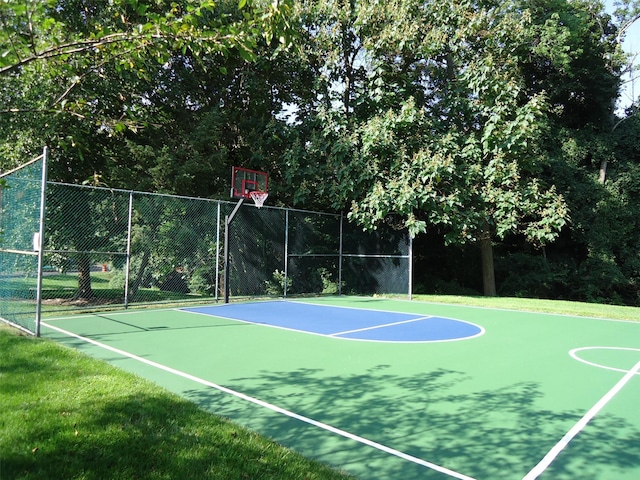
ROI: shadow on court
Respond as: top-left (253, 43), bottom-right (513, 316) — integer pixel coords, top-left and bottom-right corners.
top-left (182, 366), bottom-right (640, 480)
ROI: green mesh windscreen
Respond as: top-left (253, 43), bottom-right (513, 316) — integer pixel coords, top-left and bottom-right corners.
top-left (225, 202), bottom-right (287, 297)
top-left (0, 155), bottom-right (45, 334)
top-left (341, 222), bottom-right (411, 295)
top-left (225, 206), bottom-right (411, 297)
top-left (286, 210), bottom-right (341, 295)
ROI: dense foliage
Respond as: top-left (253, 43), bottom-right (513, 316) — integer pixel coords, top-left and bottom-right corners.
top-left (2, 0), bottom-right (640, 305)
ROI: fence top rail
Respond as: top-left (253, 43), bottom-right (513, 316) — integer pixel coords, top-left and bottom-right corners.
top-left (46, 181), bottom-right (222, 204)
top-left (46, 181), bottom-right (345, 219)
top-left (0, 153), bottom-right (46, 178)
top-left (45, 249), bottom-right (127, 256)
top-left (0, 248), bottom-right (39, 256)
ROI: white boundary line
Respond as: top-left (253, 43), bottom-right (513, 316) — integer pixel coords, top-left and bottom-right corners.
top-left (522, 358), bottom-right (640, 479)
top-left (41, 320), bottom-right (477, 480)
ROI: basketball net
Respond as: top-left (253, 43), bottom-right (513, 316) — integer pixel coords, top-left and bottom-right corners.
top-left (249, 191), bottom-right (268, 208)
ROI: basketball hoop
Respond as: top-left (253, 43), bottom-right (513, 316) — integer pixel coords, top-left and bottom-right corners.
top-left (249, 191), bottom-right (268, 208)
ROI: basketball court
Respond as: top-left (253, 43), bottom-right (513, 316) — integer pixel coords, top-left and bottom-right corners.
top-left (40, 296), bottom-right (640, 480)
top-left (4, 160), bottom-right (640, 478)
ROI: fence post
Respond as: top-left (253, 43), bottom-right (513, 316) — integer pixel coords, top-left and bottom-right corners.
top-left (284, 209), bottom-right (289, 297)
top-left (408, 234), bottom-right (413, 300)
top-left (215, 201), bottom-right (221, 302)
top-left (124, 191), bottom-right (134, 308)
top-left (338, 213), bottom-right (344, 296)
top-left (34, 146), bottom-right (49, 337)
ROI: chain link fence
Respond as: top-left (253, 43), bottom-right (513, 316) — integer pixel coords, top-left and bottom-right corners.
top-left (1, 158), bottom-right (412, 334)
top-left (0, 151), bottom-right (47, 334)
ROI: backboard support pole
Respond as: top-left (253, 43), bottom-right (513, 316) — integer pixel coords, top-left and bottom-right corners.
top-left (223, 197), bottom-right (245, 303)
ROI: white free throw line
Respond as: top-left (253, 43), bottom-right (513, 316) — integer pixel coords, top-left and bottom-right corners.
top-left (330, 316), bottom-right (433, 336)
top-left (523, 359), bottom-right (640, 479)
top-left (42, 321), bottom-right (477, 480)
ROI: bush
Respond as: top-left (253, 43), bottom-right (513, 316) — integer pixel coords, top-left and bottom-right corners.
top-left (319, 267), bottom-right (339, 294)
top-left (264, 269), bottom-right (291, 296)
top-left (188, 266), bottom-right (217, 296)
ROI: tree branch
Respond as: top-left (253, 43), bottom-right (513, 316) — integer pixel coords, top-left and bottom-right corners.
top-left (617, 13), bottom-right (640, 45)
top-left (0, 107), bottom-right (86, 119)
top-left (0, 30), bottom-right (230, 76)
top-left (51, 43), bottom-right (144, 107)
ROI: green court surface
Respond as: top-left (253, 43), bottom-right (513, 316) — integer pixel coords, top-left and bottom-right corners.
top-left (42, 297), bottom-right (640, 480)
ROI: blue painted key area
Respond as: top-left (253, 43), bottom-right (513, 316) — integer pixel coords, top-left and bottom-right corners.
top-left (182, 301), bottom-right (483, 343)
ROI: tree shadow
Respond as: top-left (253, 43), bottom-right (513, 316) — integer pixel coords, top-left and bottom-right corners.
top-left (182, 366), bottom-right (640, 480)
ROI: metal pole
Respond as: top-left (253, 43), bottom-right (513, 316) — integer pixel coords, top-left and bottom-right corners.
top-left (215, 202), bottom-right (221, 302)
top-left (284, 209), bottom-right (289, 298)
top-left (338, 213), bottom-right (343, 296)
top-left (224, 198), bottom-right (244, 303)
top-left (224, 215), bottom-right (230, 303)
top-left (123, 191), bottom-right (134, 308)
top-left (408, 234), bottom-right (414, 300)
top-left (35, 146), bottom-right (49, 337)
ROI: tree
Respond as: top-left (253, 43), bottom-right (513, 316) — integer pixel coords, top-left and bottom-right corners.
top-left (283, 0), bottom-right (570, 295)
top-left (1, 0), bottom-right (294, 299)
top-left (0, 0), bottom-right (293, 76)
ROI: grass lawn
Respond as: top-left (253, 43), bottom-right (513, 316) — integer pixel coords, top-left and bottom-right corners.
top-left (39, 272), bottom-right (195, 303)
top-left (406, 294), bottom-right (640, 321)
top-left (0, 325), bottom-right (353, 480)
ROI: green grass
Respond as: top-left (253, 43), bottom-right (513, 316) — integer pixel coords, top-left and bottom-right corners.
top-left (406, 294), bottom-right (640, 321)
top-left (0, 272), bottom-right (194, 302)
top-left (37, 272), bottom-right (198, 306)
top-left (0, 325), bottom-right (353, 480)
top-left (42, 272), bottom-right (112, 288)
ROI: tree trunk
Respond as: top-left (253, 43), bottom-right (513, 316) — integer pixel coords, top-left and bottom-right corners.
top-left (75, 253), bottom-right (94, 299)
top-left (479, 225), bottom-right (496, 296)
top-left (128, 249), bottom-right (151, 301)
top-left (598, 158), bottom-right (608, 184)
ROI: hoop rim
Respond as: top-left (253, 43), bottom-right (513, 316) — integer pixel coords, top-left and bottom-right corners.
top-left (249, 190), bottom-right (269, 208)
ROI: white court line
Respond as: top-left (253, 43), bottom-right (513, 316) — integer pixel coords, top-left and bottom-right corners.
top-left (523, 359), bottom-right (640, 480)
top-left (41, 321), bottom-right (477, 480)
top-left (330, 316), bottom-right (432, 336)
top-left (570, 347), bottom-right (640, 375)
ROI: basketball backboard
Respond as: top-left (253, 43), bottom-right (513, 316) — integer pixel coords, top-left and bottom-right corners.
top-left (230, 166), bottom-right (269, 199)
